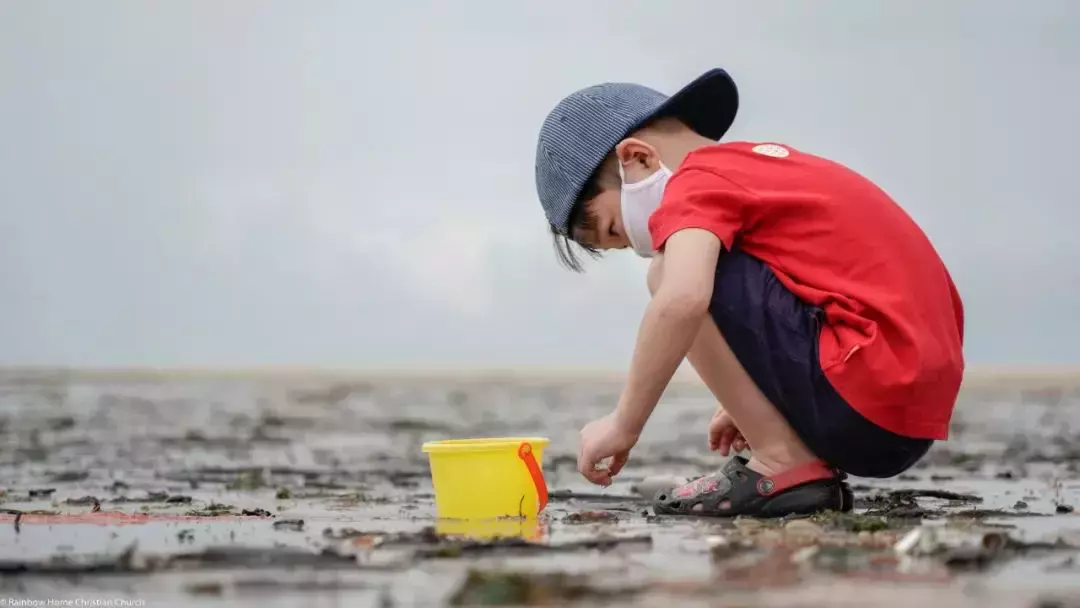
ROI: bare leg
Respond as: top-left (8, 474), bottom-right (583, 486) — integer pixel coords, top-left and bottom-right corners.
top-left (647, 255), bottom-right (818, 476)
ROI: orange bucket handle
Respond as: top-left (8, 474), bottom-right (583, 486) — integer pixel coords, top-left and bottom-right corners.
top-left (517, 442), bottom-right (548, 513)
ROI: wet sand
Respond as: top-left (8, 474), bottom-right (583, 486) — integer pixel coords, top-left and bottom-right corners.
top-left (1, 368), bottom-right (1079, 607)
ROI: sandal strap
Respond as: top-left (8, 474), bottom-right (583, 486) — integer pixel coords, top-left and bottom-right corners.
top-left (756, 460), bottom-right (837, 496)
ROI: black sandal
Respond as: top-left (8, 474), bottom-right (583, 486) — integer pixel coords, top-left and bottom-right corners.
top-left (652, 456), bottom-right (853, 517)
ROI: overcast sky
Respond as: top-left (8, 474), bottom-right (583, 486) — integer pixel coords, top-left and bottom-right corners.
top-left (1, 1), bottom-right (1077, 368)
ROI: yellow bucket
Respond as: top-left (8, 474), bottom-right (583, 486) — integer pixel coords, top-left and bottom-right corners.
top-left (421, 437), bottom-right (550, 520)
top-left (434, 517), bottom-right (547, 542)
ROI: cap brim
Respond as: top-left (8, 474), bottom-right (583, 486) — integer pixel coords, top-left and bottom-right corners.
top-left (653, 68), bottom-right (739, 141)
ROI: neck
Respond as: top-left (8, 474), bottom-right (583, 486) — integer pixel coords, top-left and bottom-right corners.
top-left (659, 131), bottom-right (717, 171)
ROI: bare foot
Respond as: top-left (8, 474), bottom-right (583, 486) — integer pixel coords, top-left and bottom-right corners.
top-left (745, 453), bottom-right (818, 477)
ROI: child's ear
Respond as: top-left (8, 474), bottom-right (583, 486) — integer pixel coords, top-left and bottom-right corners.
top-left (615, 138), bottom-right (661, 171)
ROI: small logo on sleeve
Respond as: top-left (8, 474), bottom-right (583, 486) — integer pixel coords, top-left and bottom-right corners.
top-left (752, 144), bottom-right (790, 158)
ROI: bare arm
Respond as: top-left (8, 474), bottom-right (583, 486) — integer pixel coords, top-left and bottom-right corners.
top-left (613, 228), bottom-right (722, 434)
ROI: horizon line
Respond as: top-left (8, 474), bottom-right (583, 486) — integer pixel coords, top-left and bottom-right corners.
top-left (2, 363), bottom-right (1080, 386)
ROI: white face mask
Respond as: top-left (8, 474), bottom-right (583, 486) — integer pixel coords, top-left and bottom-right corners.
top-left (619, 160), bottom-right (672, 258)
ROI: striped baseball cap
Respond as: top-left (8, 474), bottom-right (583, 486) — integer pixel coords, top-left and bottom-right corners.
top-left (535, 68), bottom-right (739, 235)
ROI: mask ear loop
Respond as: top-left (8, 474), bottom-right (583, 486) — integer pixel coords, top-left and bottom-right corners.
top-left (619, 149), bottom-right (669, 192)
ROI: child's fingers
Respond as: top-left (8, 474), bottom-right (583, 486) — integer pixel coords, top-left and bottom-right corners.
top-left (708, 411), bottom-right (734, 452)
top-left (708, 423), bottom-right (726, 451)
top-left (718, 426), bottom-right (737, 457)
top-left (578, 448), bottom-right (613, 486)
top-left (732, 436), bottom-right (747, 453)
top-left (708, 428), bottom-right (723, 451)
top-left (581, 465), bottom-right (613, 486)
top-left (609, 451), bottom-right (629, 476)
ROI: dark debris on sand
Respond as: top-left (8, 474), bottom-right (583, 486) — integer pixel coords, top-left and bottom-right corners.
top-left (547, 489), bottom-right (644, 504)
top-left (560, 510), bottom-right (623, 524)
top-left (857, 488), bottom-right (1002, 519)
top-left (185, 502), bottom-right (237, 517)
top-left (414, 534), bottom-right (653, 559)
top-left (940, 531), bottom-right (1077, 572)
top-left (809, 511), bottom-right (894, 532)
top-left (272, 518), bottom-right (304, 531)
top-left (108, 491), bottom-right (193, 504)
top-left (449, 570), bottom-right (640, 606)
top-left (0, 543), bottom-right (378, 574)
top-left (323, 525), bottom-right (652, 559)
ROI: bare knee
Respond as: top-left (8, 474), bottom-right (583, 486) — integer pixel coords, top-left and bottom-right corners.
top-left (646, 255), bottom-right (664, 296)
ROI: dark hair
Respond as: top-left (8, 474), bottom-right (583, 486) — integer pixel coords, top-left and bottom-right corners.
top-left (549, 155), bottom-right (617, 272)
top-left (546, 115), bottom-right (686, 271)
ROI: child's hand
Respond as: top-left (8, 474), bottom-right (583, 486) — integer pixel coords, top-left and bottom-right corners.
top-left (578, 412), bottom-right (638, 486)
top-left (708, 408), bottom-right (748, 456)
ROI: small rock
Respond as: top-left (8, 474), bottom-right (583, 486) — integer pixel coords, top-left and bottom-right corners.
top-left (64, 496), bottom-right (101, 506)
top-left (1056, 504), bottom-right (1075, 514)
top-left (272, 518), bottom-right (305, 531)
top-left (980, 532), bottom-right (1010, 553)
top-left (1014, 500), bottom-right (1029, 510)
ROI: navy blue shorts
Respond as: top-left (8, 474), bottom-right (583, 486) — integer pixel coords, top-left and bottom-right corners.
top-left (709, 250), bottom-right (932, 479)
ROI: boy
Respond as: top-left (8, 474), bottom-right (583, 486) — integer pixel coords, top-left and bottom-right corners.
top-left (534, 68), bottom-right (965, 517)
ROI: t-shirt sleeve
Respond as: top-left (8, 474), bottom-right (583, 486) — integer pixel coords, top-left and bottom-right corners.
top-left (648, 166), bottom-right (756, 252)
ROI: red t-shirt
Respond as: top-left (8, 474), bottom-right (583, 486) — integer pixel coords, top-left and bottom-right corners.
top-left (649, 142), bottom-right (964, 440)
